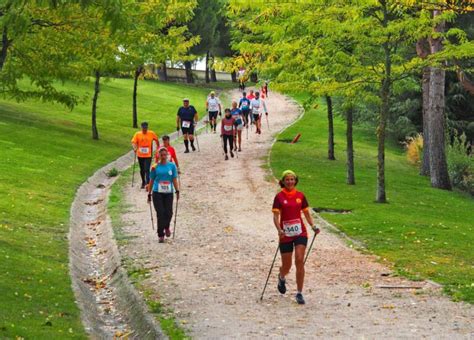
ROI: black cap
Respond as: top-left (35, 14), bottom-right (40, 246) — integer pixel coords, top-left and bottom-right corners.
top-left (141, 122), bottom-right (148, 128)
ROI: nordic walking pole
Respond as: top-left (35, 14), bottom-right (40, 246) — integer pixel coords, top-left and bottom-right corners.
top-left (220, 135), bottom-right (225, 155)
top-left (194, 129), bottom-right (200, 152)
top-left (172, 195), bottom-right (179, 239)
top-left (304, 229), bottom-right (320, 264)
top-left (260, 243), bottom-right (280, 301)
top-left (131, 151), bottom-right (137, 187)
top-left (148, 199), bottom-right (154, 230)
top-left (265, 113), bottom-right (270, 130)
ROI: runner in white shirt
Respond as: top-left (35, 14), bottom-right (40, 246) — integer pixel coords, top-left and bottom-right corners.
top-left (206, 91), bottom-right (221, 133)
top-left (250, 91), bottom-right (268, 135)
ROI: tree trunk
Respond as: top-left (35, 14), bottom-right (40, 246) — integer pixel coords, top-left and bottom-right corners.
top-left (231, 70), bottom-right (237, 83)
top-left (210, 54), bottom-right (217, 82)
top-left (420, 67), bottom-right (430, 176)
top-left (250, 72), bottom-right (258, 83)
top-left (91, 70), bottom-right (100, 140)
top-left (158, 62), bottom-right (168, 81)
top-left (132, 66), bottom-right (143, 129)
top-left (0, 27), bottom-right (10, 72)
top-left (325, 95), bottom-right (336, 160)
top-left (346, 106), bottom-right (355, 185)
top-left (184, 60), bottom-right (194, 84)
top-left (427, 10), bottom-right (451, 190)
top-left (376, 38), bottom-right (391, 203)
top-left (205, 51), bottom-right (210, 83)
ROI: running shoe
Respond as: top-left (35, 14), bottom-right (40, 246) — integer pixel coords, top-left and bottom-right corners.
top-left (141, 183), bottom-right (146, 189)
top-left (158, 237), bottom-right (165, 243)
top-left (184, 149), bottom-right (190, 153)
top-left (165, 228), bottom-right (171, 237)
top-left (277, 275), bottom-right (286, 294)
top-left (225, 155), bottom-right (229, 160)
top-left (191, 145), bottom-right (196, 151)
top-left (295, 293), bottom-right (305, 305)
top-left (238, 148), bottom-right (242, 152)
top-left (230, 151), bottom-right (234, 158)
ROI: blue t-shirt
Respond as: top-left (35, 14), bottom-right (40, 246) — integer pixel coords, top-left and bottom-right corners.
top-left (150, 162), bottom-right (178, 193)
top-left (231, 108), bottom-right (243, 125)
top-left (239, 98), bottom-right (250, 110)
top-left (177, 105), bottom-right (197, 123)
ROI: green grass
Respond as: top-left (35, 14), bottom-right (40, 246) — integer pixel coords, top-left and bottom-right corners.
top-left (0, 78), bottom-right (214, 338)
top-left (271, 93), bottom-right (474, 303)
top-left (109, 170), bottom-right (188, 339)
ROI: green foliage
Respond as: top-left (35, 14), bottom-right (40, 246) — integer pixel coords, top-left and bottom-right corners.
top-left (271, 93), bottom-right (474, 303)
top-left (0, 1), bottom-right (127, 107)
top-left (0, 78), bottom-right (212, 338)
top-left (447, 133), bottom-right (473, 195)
top-left (106, 167), bottom-right (119, 177)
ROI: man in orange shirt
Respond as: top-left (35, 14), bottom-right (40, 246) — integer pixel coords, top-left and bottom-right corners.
top-left (131, 122), bottom-right (159, 189)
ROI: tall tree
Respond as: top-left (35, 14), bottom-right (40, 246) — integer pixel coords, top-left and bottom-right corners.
top-left (184, 0), bottom-right (220, 83)
top-left (121, 1), bottom-right (197, 127)
top-left (427, 9), bottom-right (452, 189)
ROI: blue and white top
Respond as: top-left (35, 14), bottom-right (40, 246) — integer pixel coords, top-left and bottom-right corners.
top-left (150, 162), bottom-right (178, 193)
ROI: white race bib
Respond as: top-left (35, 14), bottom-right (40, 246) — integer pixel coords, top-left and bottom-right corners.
top-left (158, 181), bottom-right (172, 193)
top-left (282, 219), bottom-right (302, 237)
top-left (139, 147), bottom-right (149, 154)
top-left (182, 121), bottom-right (191, 128)
top-left (224, 125), bottom-right (232, 131)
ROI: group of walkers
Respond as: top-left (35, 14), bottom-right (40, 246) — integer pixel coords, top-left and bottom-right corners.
top-left (130, 86), bottom-right (320, 305)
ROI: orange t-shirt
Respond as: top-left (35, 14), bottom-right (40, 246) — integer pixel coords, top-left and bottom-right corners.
top-left (131, 131), bottom-right (159, 158)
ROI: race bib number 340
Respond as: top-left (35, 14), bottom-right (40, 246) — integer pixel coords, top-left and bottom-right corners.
top-left (282, 219), bottom-right (302, 237)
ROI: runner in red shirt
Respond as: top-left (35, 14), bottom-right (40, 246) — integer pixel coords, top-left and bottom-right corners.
top-left (247, 89), bottom-right (255, 100)
top-left (272, 170), bottom-right (320, 305)
top-left (155, 135), bottom-right (180, 173)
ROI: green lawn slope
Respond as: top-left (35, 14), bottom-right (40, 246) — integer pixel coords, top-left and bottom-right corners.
top-left (271, 93), bottom-right (474, 303)
top-left (0, 78), bottom-right (214, 338)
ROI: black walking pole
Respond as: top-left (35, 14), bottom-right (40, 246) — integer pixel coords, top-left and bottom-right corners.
top-left (148, 198), bottom-right (155, 230)
top-left (131, 151), bottom-right (137, 187)
top-left (260, 243), bottom-right (280, 301)
top-left (304, 229), bottom-right (319, 264)
top-left (172, 196), bottom-right (179, 239)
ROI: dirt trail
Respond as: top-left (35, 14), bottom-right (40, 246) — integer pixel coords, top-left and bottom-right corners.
top-left (120, 90), bottom-right (473, 339)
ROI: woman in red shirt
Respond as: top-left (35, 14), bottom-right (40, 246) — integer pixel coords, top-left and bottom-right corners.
top-left (272, 170), bottom-right (320, 304)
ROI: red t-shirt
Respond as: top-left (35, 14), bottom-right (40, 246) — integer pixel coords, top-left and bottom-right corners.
top-left (155, 145), bottom-right (179, 167)
top-left (221, 117), bottom-right (236, 136)
top-left (247, 93), bottom-right (256, 100)
top-left (272, 189), bottom-right (309, 243)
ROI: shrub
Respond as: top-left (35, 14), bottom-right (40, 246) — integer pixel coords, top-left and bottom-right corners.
top-left (447, 133), bottom-right (473, 195)
top-left (106, 167), bottom-right (119, 178)
top-left (405, 134), bottom-right (423, 165)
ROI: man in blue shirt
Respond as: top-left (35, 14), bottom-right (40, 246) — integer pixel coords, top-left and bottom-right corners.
top-left (176, 98), bottom-right (199, 153)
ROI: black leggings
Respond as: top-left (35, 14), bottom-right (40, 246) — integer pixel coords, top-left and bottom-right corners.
top-left (223, 135), bottom-right (234, 154)
top-left (152, 192), bottom-right (174, 237)
top-left (138, 157), bottom-right (152, 185)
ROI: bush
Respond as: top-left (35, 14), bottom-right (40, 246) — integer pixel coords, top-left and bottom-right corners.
top-left (106, 167), bottom-right (119, 178)
top-left (392, 116), bottom-right (418, 142)
top-left (447, 134), bottom-right (473, 195)
top-left (405, 134), bottom-right (423, 165)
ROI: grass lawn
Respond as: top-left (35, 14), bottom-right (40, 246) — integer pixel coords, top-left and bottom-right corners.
top-left (270, 93), bottom-right (474, 303)
top-left (0, 78), bottom-right (214, 338)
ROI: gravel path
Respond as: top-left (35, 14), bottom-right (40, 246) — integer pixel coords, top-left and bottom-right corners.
top-left (119, 90), bottom-right (473, 339)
